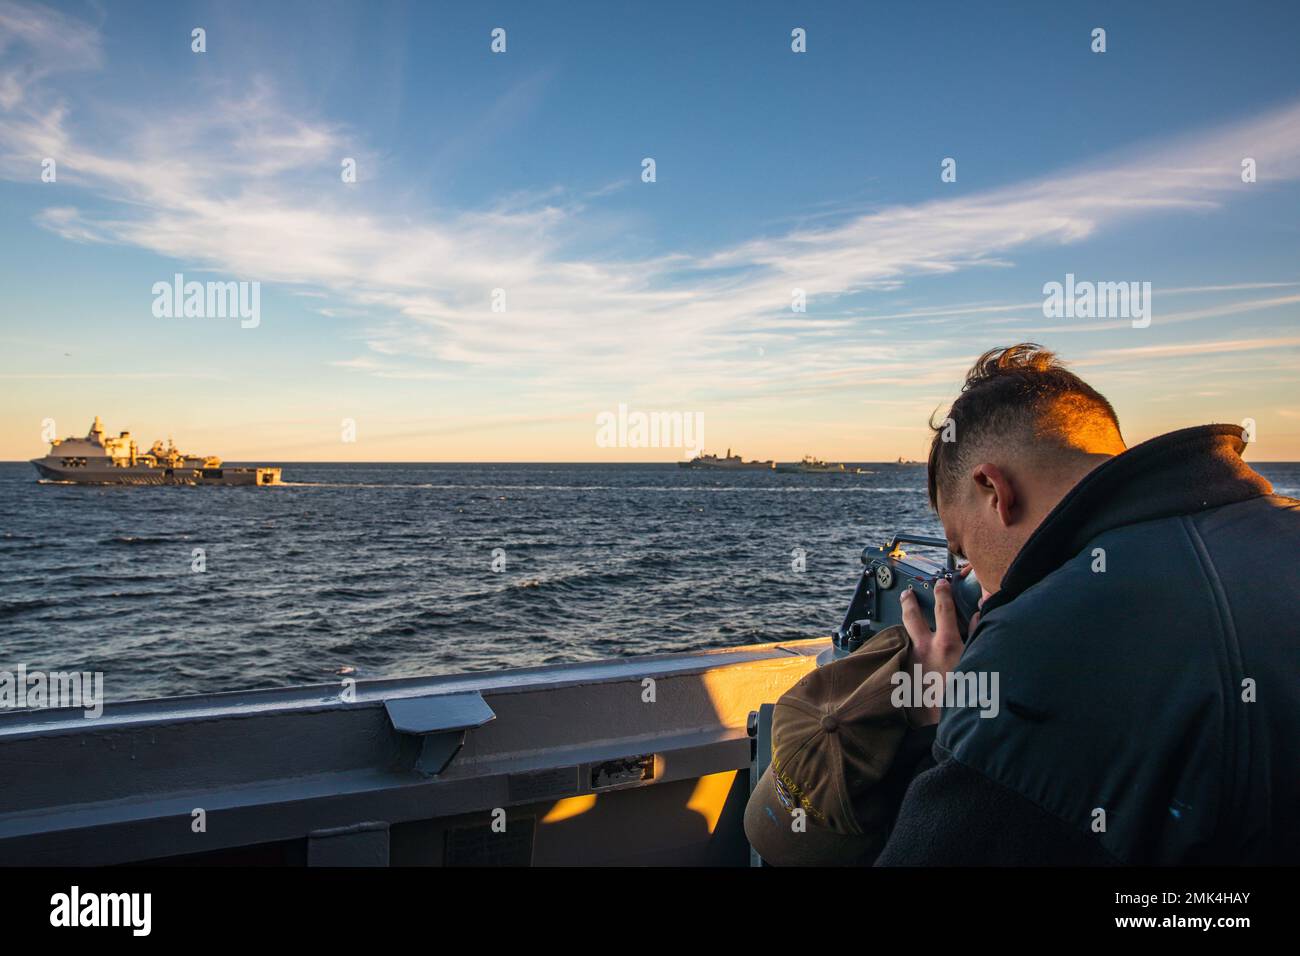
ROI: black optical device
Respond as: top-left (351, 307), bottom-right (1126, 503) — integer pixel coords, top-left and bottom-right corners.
top-left (828, 533), bottom-right (982, 660)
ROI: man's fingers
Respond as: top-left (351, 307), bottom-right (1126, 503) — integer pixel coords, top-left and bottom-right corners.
top-left (899, 588), bottom-right (930, 642)
top-left (933, 578), bottom-right (955, 628)
top-left (932, 579), bottom-right (964, 659)
top-left (903, 582), bottom-right (967, 689)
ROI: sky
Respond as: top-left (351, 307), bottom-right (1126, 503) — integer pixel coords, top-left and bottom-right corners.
top-left (1, 0), bottom-right (1298, 462)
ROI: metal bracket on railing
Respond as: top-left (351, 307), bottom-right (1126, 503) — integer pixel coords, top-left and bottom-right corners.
top-left (747, 703), bottom-right (776, 867)
top-left (384, 691), bottom-right (496, 776)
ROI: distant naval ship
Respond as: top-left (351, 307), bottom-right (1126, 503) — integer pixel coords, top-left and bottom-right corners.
top-left (776, 455), bottom-right (847, 474)
top-left (678, 448), bottom-right (775, 470)
top-left (31, 416), bottom-right (281, 486)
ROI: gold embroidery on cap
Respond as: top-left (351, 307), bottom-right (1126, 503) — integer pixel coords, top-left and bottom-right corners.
top-left (771, 756), bottom-right (829, 825)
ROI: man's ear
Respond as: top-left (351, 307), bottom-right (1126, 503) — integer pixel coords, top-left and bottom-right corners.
top-left (971, 463), bottom-right (1016, 528)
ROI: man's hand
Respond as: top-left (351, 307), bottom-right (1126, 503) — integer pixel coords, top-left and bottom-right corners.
top-left (900, 578), bottom-right (972, 727)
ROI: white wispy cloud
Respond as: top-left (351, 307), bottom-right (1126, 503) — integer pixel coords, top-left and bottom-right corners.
top-left (0, 0), bottom-right (100, 110)
top-left (1076, 335), bottom-right (1300, 363)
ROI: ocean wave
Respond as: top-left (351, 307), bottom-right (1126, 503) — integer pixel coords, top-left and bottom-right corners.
top-left (104, 535), bottom-right (178, 545)
top-left (0, 597), bottom-right (58, 619)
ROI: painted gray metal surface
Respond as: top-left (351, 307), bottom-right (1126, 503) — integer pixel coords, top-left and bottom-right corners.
top-left (0, 639), bottom-right (825, 866)
top-left (384, 692), bottom-right (496, 735)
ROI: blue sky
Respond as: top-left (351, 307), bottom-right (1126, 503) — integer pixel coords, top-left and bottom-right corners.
top-left (2, 0), bottom-right (1298, 460)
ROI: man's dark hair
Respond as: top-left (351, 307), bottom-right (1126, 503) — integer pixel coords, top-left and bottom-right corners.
top-left (927, 344), bottom-right (1122, 509)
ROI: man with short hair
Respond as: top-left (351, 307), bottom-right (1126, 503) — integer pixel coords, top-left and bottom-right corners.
top-left (876, 343), bottom-right (1300, 864)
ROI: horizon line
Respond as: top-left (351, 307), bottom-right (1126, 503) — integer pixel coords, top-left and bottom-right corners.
top-left (4, 459), bottom-right (1296, 466)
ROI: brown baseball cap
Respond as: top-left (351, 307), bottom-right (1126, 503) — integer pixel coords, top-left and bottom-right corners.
top-left (744, 625), bottom-right (917, 865)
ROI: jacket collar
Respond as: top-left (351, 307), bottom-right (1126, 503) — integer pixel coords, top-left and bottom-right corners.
top-left (979, 424), bottom-right (1272, 617)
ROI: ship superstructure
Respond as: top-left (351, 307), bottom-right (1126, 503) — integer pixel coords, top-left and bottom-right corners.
top-left (677, 448), bottom-right (775, 470)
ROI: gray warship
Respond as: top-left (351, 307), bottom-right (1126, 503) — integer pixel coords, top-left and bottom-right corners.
top-left (30, 416), bottom-right (281, 486)
top-left (776, 454), bottom-right (847, 473)
top-left (678, 448), bottom-right (775, 470)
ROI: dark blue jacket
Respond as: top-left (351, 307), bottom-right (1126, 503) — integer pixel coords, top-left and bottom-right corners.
top-left (877, 425), bottom-right (1299, 865)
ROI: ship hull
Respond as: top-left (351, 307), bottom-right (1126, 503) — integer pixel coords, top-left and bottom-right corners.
top-left (31, 460), bottom-right (280, 486)
top-left (678, 461), bottom-right (775, 470)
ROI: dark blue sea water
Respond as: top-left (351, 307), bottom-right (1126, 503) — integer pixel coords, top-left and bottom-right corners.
top-left (2, 460), bottom-right (1297, 703)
